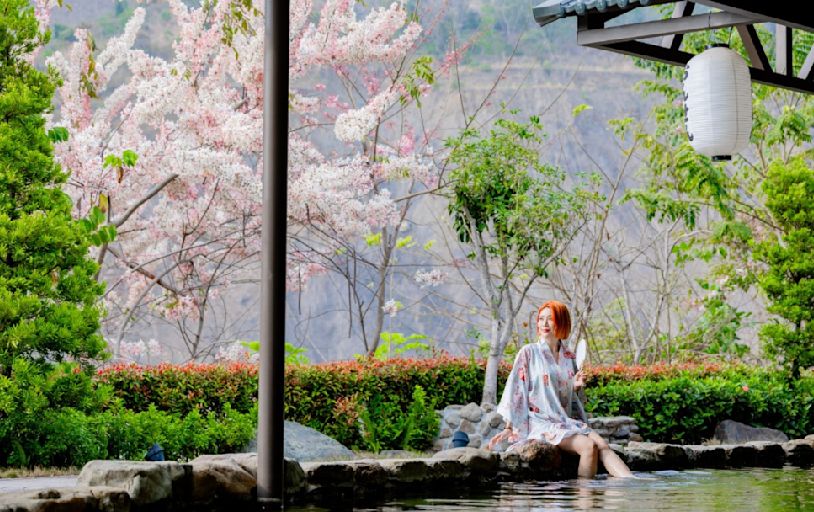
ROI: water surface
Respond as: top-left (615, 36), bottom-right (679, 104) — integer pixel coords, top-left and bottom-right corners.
top-left (291, 467), bottom-right (814, 511)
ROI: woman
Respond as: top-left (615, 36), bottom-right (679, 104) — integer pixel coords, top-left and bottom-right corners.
top-left (486, 300), bottom-right (633, 479)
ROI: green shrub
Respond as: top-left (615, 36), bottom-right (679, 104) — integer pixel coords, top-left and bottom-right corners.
top-left (284, 356), bottom-right (509, 447)
top-left (0, 359), bottom-right (256, 467)
top-left (585, 372), bottom-right (814, 443)
top-left (96, 362), bottom-right (258, 415)
top-left (96, 356), bottom-right (511, 449)
top-left (402, 385), bottom-right (440, 451)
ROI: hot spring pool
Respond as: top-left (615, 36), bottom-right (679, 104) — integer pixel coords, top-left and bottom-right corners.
top-left (289, 467), bottom-right (814, 511)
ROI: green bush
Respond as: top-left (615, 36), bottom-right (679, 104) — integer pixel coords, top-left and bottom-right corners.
top-left (284, 356), bottom-right (509, 447)
top-left (585, 371), bottom-right (814, 443)
top-left (0, 359), bottom-right (256, 467)
top-left (358, 385), bottom-right (440, 452)
top-left (96, 362), bottom-right (258, 415)
top-left (96, 356), bottom-right (511, 449)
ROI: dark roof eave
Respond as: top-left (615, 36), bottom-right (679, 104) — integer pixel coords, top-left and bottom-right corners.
top-left (532, 0), bottom-right (658, 28)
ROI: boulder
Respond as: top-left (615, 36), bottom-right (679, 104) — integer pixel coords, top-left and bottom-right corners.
top-left (77, 460), bottom-right (192, 505)
top-left (623, 442), bottom-right (689, 471)
top-left (722, 444), bottom-right (759, 467)
top-left (684, 445), bottom-right (727, 468)
top-left (784, 439), bottom-right (814, 467)
top-left (486, 412), bottom-right (504, 429)
top-left (459, 403), bottom-right (484, 423)
top-left (745, 442), bottom-right (786, 468)
top-left (713, 420), bottom-right (789, 444)
top-left (190, 453), bottom-right (247, 500)
top-left (445, 410), bottom-right (461, 428)
top-left (281, 420), bottom-right (356, 462)
top-left (300, 461), bottom-right (356, 489)
top-left (0, 487), bottom-right (131, 512)
top-left (379, 459), bottom-right (432, 483)
top-left (188, 453), bottom-right (305, 503)
top-left (431, 447), bottom-right (499, 475)
top-left (500, 440), bottom-right (561, 479)
top-left (458, 419), bottom-right (477, 435)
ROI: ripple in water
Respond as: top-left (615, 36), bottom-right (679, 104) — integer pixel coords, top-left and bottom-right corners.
top-left (308, 467), bottom-right (814, 512)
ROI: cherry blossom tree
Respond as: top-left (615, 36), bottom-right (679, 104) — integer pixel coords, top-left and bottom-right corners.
top-left (43, 0), bottom-right (449, 359)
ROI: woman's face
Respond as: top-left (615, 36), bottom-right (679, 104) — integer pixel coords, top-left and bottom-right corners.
top-left (538, 307), bottom-right (555, 340)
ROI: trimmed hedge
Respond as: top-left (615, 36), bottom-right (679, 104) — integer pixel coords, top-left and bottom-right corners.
top-left (93, 358), bottom-right (813, 447)
top-left (96, 362), bottom-right (259, 415)
top-left (585, 370), bottom-right (814, 443)
top-left (95, 356), bottom-right (513, 448)
top-left (3, 357), bottom-right (801, 466)
top-left (584, 361), bottom-right (731, 385)
top-left (284, 356), bottom-right (511, 447)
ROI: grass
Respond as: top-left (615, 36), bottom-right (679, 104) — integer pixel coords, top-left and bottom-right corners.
top-left (0, 467), bottom-right (80, 478)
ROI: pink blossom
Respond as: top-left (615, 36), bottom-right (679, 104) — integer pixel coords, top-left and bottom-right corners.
top-left (39, 0), bottom-right (446, 359)
top-left (382, 299), bottom-right (401, 317)
top-left (414, 269), bottom-right (446, 287)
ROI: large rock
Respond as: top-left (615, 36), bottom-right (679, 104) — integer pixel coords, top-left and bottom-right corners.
top-left (190, 453), bottom-right (305, 503)
top-left (684, 445), bottom-right (728, 468)
top-left (623, 442), bottom-right (689, 471)
top-left (713, 420), bottom-right (789, 444)
top-left (459, 403), bottom-right (484, 423)
top-left (281, 420), bottom-right (356, 462)
top-left (190, 453), bottom-right (257, 501)
top-left (784, 439), bottom-right (814, 467)
top-left (77, 460), bottom-right (192, 505)
top-left (431, 447), bottom-right (500, 475)
top-left (500, 440), bottom-right (561, 479)
top-left (744, 442), bottom-right (786, 468)
top-left (0, 487), bottom-right (131, 512)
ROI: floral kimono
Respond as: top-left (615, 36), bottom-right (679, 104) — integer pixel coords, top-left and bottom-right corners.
top-left (496, 342), bottom-right (591, 450)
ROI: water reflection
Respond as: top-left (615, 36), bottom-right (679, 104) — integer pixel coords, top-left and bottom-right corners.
top-left (350, 468), bottom-right (814, 511)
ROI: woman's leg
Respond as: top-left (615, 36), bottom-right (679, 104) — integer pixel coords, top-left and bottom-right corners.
top-left (587, 432), bottom-right (634, 478)
top-left (558, 434), bottom-right (598, 479)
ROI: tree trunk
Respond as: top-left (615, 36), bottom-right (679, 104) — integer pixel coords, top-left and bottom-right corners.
top-left (482, 350), bottom-right (502, 405)
top-left (369, 226), bottom-right (395, 354)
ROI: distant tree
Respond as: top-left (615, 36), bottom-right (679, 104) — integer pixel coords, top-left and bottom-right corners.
top-left (0, 0), bottom-right (105, 373)
top-left (754, 158), bottom-right (814, 379)
top-left (619, 24), bottom-right (814, 363)
top-left (446, 113), bottom-right (594, 404)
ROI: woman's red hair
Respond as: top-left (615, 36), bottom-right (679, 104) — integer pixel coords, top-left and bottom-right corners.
top-left (538, 300), bottom-right (571, 340)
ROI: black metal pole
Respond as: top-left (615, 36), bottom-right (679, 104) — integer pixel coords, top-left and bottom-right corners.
top-left (257, 0), bottom-right (288, 509)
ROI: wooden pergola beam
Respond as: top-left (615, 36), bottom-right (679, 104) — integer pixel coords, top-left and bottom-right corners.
top-left (800, 47), bottom-right (814, 81)
top-left (735, 24), bottom-right (770, 71)
top-left (775, 24), bottom-right (792, 77)
top-left (593, 39), bottom-right (814, 95)
top-left (693, 1), bottom-right (814, 32)
top-left (577, 12), bottom-right (762, 47)
top-left (662, 1), bottom-right (695, 51)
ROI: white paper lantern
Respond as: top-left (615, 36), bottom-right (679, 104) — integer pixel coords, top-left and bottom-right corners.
top-left (683, 45), bottom-right (752, 161)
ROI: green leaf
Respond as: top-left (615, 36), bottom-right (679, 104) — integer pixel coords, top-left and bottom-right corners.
top-left (103, 155), bottom-right (122, 169)
top-left (121, 150), bottom-right (138, 167)
top-left (396, 235), bottom-right (415, 249)
top-left (365, 232), bottom-right (382, 247)
top-left (47, 126), bottom-right (69, 143)
top-left (572, 103), bottom-right (592, 117)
